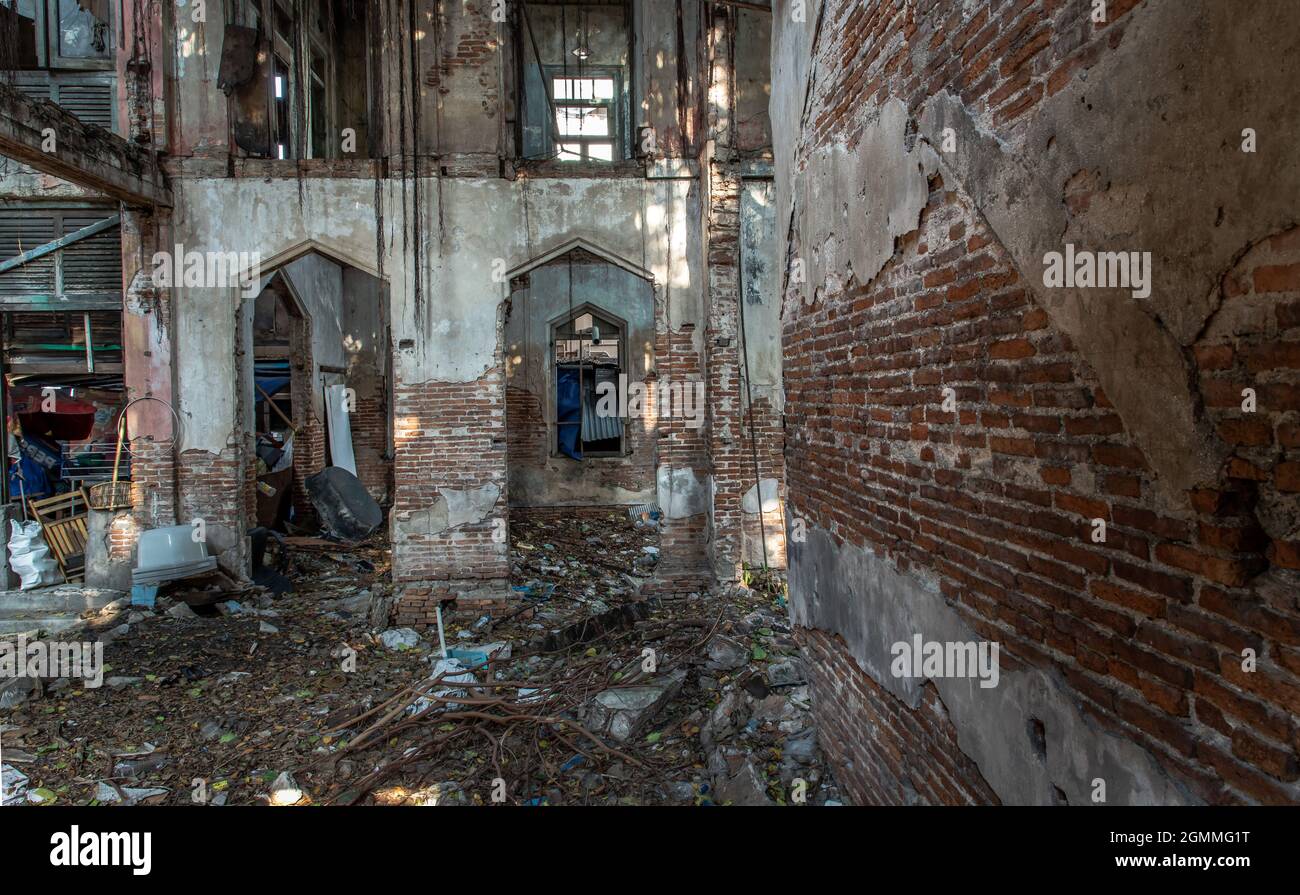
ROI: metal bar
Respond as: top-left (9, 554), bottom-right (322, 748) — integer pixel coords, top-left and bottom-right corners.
top-left (5, 362), bottom-right (124, 374)
top-left (0, 214), bottom-right (121, 274)
top-left (83, 311), bottom-right (94, 373)
top-left (710, 0), bottom-right (772, 11)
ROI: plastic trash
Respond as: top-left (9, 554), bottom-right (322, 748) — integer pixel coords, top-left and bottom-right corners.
top-left (305, 467), bottom-right (382, 541)
top-left (8, 519), bottom-right (59, 589)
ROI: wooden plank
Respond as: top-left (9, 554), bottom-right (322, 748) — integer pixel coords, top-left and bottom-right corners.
top-left (0, 293), bottom-right (121, 311)
top-left (5, 361), bottom-right (123, 374)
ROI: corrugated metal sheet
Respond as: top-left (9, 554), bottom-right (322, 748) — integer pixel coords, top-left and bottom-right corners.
top-left (582, 366), bottom-right (623, 444)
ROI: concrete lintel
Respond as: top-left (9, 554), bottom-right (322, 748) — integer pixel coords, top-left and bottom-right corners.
top-left (0, 83), bottom-right (171, 208)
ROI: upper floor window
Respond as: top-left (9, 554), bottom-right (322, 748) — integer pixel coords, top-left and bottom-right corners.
top-left (553, 73), bottom-right (618, 162)
top-left (1, 0), bottom-right (116, 131)
top-left (0, 0), bottom-right (113, 71)
top-left (519, 2), bottom-right (632, 163)
top-left (223, 0), bottom-right (366, 160)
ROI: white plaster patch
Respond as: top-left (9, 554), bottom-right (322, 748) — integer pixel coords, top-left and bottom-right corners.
top-left (742, 479), bottom-right (782, 514)
top-left (797, 98), bottom-right (939, 305)
top-left (657, 466), bottom-right (709, 519)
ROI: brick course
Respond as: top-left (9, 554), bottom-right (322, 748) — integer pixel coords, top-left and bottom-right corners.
top-left (782, 0), bottom-right (1300, 804)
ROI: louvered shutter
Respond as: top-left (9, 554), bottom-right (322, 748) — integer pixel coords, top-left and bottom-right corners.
top-left (54, 81), bottom-right (114, 129)
top-left (60, 211), bottom-right (121, 293)
top-left (0, 209), bottom-right (58, 296)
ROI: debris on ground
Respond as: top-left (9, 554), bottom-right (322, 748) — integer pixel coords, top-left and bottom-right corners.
top-left (0, 513), bottom-right (839, 805)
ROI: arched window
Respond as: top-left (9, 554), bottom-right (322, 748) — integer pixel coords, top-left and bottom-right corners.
top-left (553, 306), bottom-right (624, 459)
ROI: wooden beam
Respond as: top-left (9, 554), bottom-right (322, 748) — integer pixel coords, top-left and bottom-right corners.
top-left (710, 0), bottom-right (772, 11)
top-left (5, 362), bottom-right (123, 375)
top-left (0, 293), bottom-right (121, 311)
top-left (0, 84), bottom-right (171, 208)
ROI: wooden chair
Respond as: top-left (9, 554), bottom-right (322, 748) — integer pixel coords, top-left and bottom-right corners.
top-left (28, 487), bottom-right (91, 583)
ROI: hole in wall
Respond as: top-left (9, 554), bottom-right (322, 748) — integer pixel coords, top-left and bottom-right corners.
top-left (1028, 716), bottom-right (1047, 760)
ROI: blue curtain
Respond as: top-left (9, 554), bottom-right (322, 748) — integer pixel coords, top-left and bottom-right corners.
top-left (556, 367), bottom-right (583, 460)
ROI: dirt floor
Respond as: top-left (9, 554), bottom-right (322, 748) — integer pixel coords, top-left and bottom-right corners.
top-left (0, 512), bottom-right (840, 806)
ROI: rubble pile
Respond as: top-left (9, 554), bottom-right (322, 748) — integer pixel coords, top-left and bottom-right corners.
top-left (509, 509), bottom-right (661, 614)
top-left (1, 520), bottom-right (840, 806)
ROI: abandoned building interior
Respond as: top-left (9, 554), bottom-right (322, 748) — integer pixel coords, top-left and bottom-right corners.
top-left (0, 0), bottom-right (1296, 810)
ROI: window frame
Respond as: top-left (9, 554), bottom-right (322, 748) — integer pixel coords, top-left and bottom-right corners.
top-left (0, 0), bottom-right (115, 72)
top-left (549, 67), bottom-right (622, 163)
top-left (44, 0), bottom-right (115, 70)
top-left (550, 303), bottom-right (627, 460)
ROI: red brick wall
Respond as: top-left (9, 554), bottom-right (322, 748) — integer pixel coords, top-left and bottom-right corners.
top-left (392, 372), bottom-right (509, 622)
top-left (288, 317), bottom-right (323, 523)
top-left (653, 325), bottom-right (713, 579)
top-left (1195, 227), bottom-right (1300, 576)
top-left (783, 0), bottom-right (1300, 805)
top-left (505, 384), bottom-right (546, 474)
top-left (177, 446), bottom-right (243, 547)
top-left (351, 388), bottom-right (391, 503)
top-left (798, 626), bottom-right (1003, 805)
top-left (706, 161), bottom-right (786, 577)
top-left (107, 438), bottom-right (178, 562)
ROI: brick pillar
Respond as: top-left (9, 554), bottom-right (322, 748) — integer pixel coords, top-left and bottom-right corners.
top-left (651, 325), bottom-right (714, 592)
top-left (117, 208), bottom-right (178, 564)
top-left (391, 370), bottom-right (511, 624)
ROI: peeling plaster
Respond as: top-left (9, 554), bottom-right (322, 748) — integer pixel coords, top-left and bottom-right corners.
top-left (917, 0), bottom-right (1300, 501)
top-left (657, 466), bottom-right (709, 519)
top-left (395, 483), bottom-right (501, 537)
top-left (741, 478), bottom-right (780, 514)
top-left (788, 524), bottom-right (1198, 806)
top-left (797, 98), bottom-right (939, 305)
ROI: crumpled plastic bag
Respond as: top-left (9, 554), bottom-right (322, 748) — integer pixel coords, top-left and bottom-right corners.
top-left (8, 519), bottom-right (60, 589)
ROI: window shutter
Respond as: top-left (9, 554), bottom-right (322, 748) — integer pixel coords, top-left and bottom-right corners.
top-left (0, 207), bottom-right (121, 300)
top-left (54, 81), bottom-right (114, 129)
top-left (60, 212), bottom-right (121, 293)
top-left (0, 210), bottom-right (58, 296)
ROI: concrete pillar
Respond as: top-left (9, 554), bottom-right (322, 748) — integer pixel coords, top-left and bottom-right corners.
top-left (86, 508), bottom-right (133, 591)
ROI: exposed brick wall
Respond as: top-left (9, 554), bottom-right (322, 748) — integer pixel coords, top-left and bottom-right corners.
top-left (653, 325), bottom-right (713, 579)
top-left (289, 417), bottom-right (326, 523)
top-left (781, 0), bottom-right (1300, 805)
top-left (798, 626), bottom-right (1003, 805)
top-left (706, 160), bottom-right (787, 577)
top-left (177, 446), bottom-right (243, 547)
top-left (288, 317), bottom-right (323, 523)
top-left (505, 384), bottom-right (547, 474)
top-left (395, 582), bottom-right (510, 627)
top-left (422, 1), bottom-right (500, 96)
top-left (1194, 226), bottom-right (1300, 575)
top-left (351, 388), bottom-right (391, 503)
top-left (391, 372), bottom-right (509, 607)
top-left (108, 438), bottom-right (178, 562)
top-left (810, 0), bottom-right (1138, 149)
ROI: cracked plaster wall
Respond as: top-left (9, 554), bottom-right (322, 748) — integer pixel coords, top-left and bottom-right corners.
top-left (772, 0), bottom-right (1300, 805)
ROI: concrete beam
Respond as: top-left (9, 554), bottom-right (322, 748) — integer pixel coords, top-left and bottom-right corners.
top-left (0, 83), bottom-right (171, 208)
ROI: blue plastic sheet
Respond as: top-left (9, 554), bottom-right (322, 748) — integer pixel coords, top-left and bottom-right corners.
top-left (556, 366), bottom-right (582, 460)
